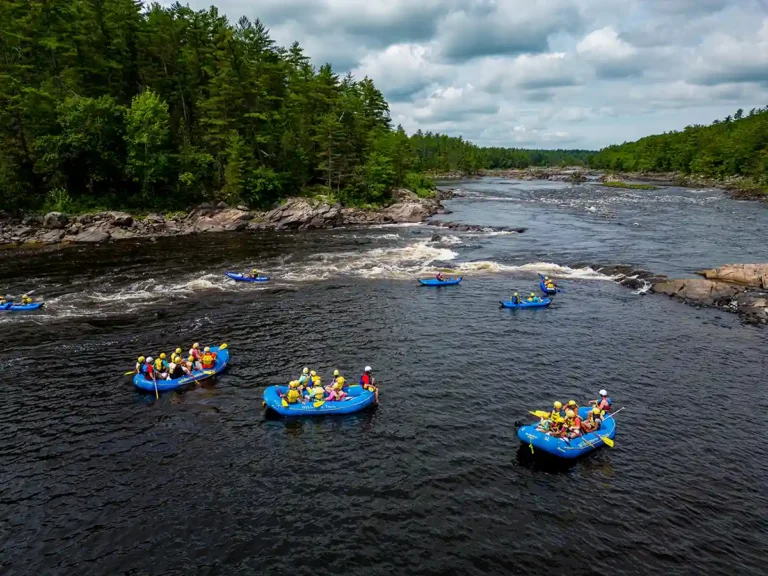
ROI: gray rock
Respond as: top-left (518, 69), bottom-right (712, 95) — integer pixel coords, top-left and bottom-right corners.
top-left (13, 226), bottom-right (32, 238)
top-left (23, 214), bottom-right (42, 226)
top-left (107, 211), bottom-right (134, 227)
top-left (66, 224), bottom-right (81, 235)
top-left (76, 214), bottom-right (93, 225)
top-left (652, 279), bottom-right (743, 305)
top-left (237, 205), bottom-right (249, 211)
top-left (43, 212), bottom-right (69, 229)
top-left (145, 213), bottom-right (164, 224)
top-left (75, 228), bottom-right (111, 243)
top-left (216, 201), bottom-right (228, 209)
top-left (108, 227), bottom-right (135, 241)
top-left (38, 229), bottom-right (64, 243)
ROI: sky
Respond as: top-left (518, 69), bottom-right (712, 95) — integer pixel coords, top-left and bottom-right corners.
top-left (184, 0), bottom-right (768, 150)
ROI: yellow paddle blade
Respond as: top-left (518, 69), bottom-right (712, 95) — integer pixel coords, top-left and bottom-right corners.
top-left (281, 398), bottom-right (288, 407)
top-left (218, 343), bottom-right (228, 350)
top-left (124, 370), bottom-right (136, 376)
top-left (530, 410), bottom-right (551, 419)
top-left (261, 401), bottom-right (266, 408)
top-left (601, 436), bottom-right (615, 448)
top-left (313, 400), bottom-right (325, 408)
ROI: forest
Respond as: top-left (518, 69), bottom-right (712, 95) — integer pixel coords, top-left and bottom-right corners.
top-left (0, 0), bottom-right (594, 213)
top-left (589, 108), bottom-right (768, 184)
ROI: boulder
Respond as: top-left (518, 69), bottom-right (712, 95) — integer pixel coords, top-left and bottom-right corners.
top-left (264, 198), bottom-right (343, 230)
top-left (392, 188), bottom-right (419, 202)
top-left (651, 279), bottom-right (743, 305)
top-left (13, 226), bottom-right (32, 238)
top-left (108, 227), bottom-right (135, 241)
top-left (76, 214), bottom-right (93, 225)
top-left (66, 224), bottom-right (81, 235)
top-left (698, 263), bottom-right (768, 289)
top-left (381, 202), bottom-right (433, 223)
top-left (107, 211), bottom-right (134, 227)
top-left (75, 228), bottom-right (111, 243)
top-left (188, 207), bottom-right (250, 232)
top-left (145, 213), bottom-right (164, 224)
top-left (38, 229), bottom-right (65, 243)
top-left (43, 212), bottom-right (69, 229)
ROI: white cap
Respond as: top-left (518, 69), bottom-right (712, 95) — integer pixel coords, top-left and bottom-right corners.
top-left (146, 357), bottom-right (154, 363)
top-left (599, 389), bottom-right (608, 396)
top-left (364, 366), bottom-right (372, 372)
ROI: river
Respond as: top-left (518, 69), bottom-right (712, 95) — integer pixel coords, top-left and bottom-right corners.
top-left (2, 179), bottom-right (767, 575)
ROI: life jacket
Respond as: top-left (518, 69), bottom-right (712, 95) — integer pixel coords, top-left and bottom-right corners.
top-left (311, 375), bottom-right (321, 386)
top-left (190, 348), bottom-right (201, 360)
top-left (145, 364), bottom-right (154, 379)
top-left (154, 358), bottom-right (163, 372)
top-left (286, 389), bottom-right (300, 403)
top-left (571, 416), bottom-right (582, 429)
top-left (360, 372), bottom-right (372, 386)
top-left (201, 352), bottom-right (215, 369)
top-left (598, 396), bottom-right (612, 411)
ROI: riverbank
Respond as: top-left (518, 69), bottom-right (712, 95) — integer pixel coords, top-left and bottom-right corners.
top-left (0, 189), bottom-right (450, 249)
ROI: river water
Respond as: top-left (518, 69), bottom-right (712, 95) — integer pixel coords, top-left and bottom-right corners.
top-left (2, 179), bottom-right (767, 575)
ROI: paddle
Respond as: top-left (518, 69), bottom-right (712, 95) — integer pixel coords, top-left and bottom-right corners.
top-left (314, 400), bottom-right (325, 408)
top-left (124, 370), bottom-right (137, 376)
top-left (152, 376), bottom-right (159, 399)
top-left (530, 410), bottom-right (552, 419)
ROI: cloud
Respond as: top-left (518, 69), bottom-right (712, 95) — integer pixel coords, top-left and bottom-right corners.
top-left (183, 0), bottom-right (768, 149)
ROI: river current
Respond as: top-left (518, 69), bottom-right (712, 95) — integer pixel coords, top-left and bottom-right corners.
top-left (2, 179), bottom-right (767, 575)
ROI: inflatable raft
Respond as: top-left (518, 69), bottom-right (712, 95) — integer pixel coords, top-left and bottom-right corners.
top-left (419, 277), bottom-right (462, 286)
top-left (540, 281), bottom-right (558, 295)
top-left (500, 298), bottom-right (552, 309)
top-left (517, 407), bottom-right (617, 459)
top-left (133, 346), bottom-right (229, 392)
top-left (263, 384), bottom-right (376, 416)
top-left (225, 272), bottom-right (270, 282)
top-left (0, 302), bottom-right (44, 311)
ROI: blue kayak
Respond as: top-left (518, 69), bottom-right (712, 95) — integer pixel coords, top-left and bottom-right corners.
top-left (133, 346), bottom-right (229, 392)
top-left (225, 272), bottom-right (270, 282)
top-left (263, 384), bottom-right (377, 416)
top-left (0, 302), bottom-right (44, 311)
top-left (540, 281), bottom-right (558, 295)
top-left (500, 298), bottom-right (552, 308)
top-left (517, 407), bottom-right (617, 459)
top-left (419, 277), bottom-right (462, 286)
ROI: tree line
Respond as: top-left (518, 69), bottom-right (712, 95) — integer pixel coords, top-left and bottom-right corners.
top-left (589, 107), bottom-right (768, 182)
top-left (0, 1), bottom-right (595, 213)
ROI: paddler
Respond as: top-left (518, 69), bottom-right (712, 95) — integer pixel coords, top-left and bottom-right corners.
top-left (297, 367), bottom-right (311, 390)
top-left (511, 292), bottom-right (520, 304)
top-left (144, 357), bottom-right (156, 381)
top-left (550, 401), bottom-right (564, 420)
top-left (590, 389), bottom-right (612, 412)
top-left (20, 294), bottom-right (33, 305)
top-left (436, 272), bottom-right (444, 282)
top-left (581, 407), bottom-right (603, 433)
top-left (189, 342), bottom-right (202, 363)
top-left (360, 366), bottom-right (378, 403)
top-left (327, 376), bottom-right (346, 401)
top-left (564, 409), bottom-right (582, 439)
top-left (135, 356), bottom-right (146, 375)
top-left (0, 296), bottom-right (7, 306)
top-left (566, 399), bottom-right (579, 413)
top-left (201, 346), bottom-right (216, 370)
top-left (248, 268), bottom-right (262, 279)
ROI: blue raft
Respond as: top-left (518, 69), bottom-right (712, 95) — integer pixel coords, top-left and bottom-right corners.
top-left (133, 346), bottom-right (230, 392)
top-left (517, 407), bottom-right (617, 459)
top-left (500, 298), bottom-right (552, 309)
top-left (540, 281), bottom-right (558, 295)
top-left (225, 272), bottom-right (270, 282)
top-left (419, 277), bottom-right (462, 286)
top-left (0, 302), bottom-right (44, 311)
top-left (263, 384), bottom-right (377, 416)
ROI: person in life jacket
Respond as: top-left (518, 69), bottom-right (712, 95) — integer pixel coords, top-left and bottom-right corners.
top-left (527, 292), bottom-right (540, 302)
top-left (248, 268), bottom-right (261, 279)
top-left (179, 356), bottom-right (193, 376)
top-left (327, 376), bottom-right (347, 401)
top-left (167, 357), bottom-right (179, 379)
top-left (436, 272), bottom-right (444, 282)
top-left (189, 343), bottom-right (201, 362)
top-left (581, 407), bottom-right (603, 433)
top-left (135, 356), bottom-right (146, 374)
top-left (564, 409), bottom-right (582, 438)
top-left (20, 294), bottom-right (33, 305)
top-left (566, 399), bottom-right (579, 413)
top-left (144, 357), bottom-right (156, 381)
top-left (201, 346), bottom-right (216, 370)
top-left (548, 415), bottom-right (566, 438)
top-left (591, 390), bottom-right (612, 412)
top-left (550, 401), bottom-right (563, 420)
top-left (360, 366), bottom-right (378, 403)
top-left (511, 292), bottom-right (520, 304)
top-left (286, 388), bottom-right (301, 404)
top-left (0, 296), bottom-right (7, 306)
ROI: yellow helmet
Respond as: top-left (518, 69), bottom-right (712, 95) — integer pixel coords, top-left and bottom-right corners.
top-left (160, 353), bottom-right (166, 360)
top-left (203, 346), bottom-right (210, 352)
top-left (302, 367), bottom-right (309, 374)
top-left (289, 380), bottom-right (299, 388)
top-left (193, 342), bottom-right (199, 349)
top-left (138, 356), bottom-right (145, 363)
top-left (333, 369), bottom-right (340, 376)
top-left (514, 292), bottom-right (518, 295)
top-left (252, 269), bottom-right (258, 273)
top-left (22, 294), bottom-right (28, 298)
top-left (530, 293), bottom-right (535, 296)
top-left (565, 410), bottom-right (575, 418)
top-left (175, 348), bottom-right (182, 354)
top-left (310, 370), bottom-right (317, 376)
top-left (188, 356), bottom-right (194, 362)
top-left (568, 400), bottom-right (577, 406)
top-left (553, 401), bottom-right (562, 409)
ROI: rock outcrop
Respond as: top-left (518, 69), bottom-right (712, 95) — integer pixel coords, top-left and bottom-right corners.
top-left (254, 198), bottom-right (343, 230)
top-left (698, 263), bottom-right (768, 289)
top-left (652, 279), bottom-right (744, 305)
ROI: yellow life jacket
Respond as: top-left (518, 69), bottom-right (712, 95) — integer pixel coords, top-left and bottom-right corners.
top-left (287, 389), bottom-right (300, 403)
top-left (155, 359), bottom-right (163, 371)
top-left (311, 375), bottom-right (321, 386)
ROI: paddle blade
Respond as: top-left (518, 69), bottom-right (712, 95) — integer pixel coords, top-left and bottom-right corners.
top-left (313, 400), bottom-right (325, 408)
top-left (281, 398), bottom-right (288, 407)
top-left (530, 410), bottom-right (551, 419)
top-left (218, 343), bottom-right (228, 350)
top-left (601, 436), bottom-right (615, 448)
top-left (124, 370), bottom-right (136, 376)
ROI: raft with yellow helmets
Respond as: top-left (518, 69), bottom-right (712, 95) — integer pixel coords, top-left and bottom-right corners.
top-left (262, 369), bottom-right (376, 416)
top-left (133, 345), bottom-right (229, 392)
top-left (517, 405), bottom-right (617, 459)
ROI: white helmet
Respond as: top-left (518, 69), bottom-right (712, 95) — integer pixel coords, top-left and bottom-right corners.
top-left (146, 357), bottom-right (154, 363)
top-left (364, 366), bottom-right (372, 372)
top-left (599, 389), bottom-right (608, 396)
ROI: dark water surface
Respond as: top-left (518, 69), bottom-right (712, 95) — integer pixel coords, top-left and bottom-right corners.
top-left (2, 180), bottom-right (767, 575)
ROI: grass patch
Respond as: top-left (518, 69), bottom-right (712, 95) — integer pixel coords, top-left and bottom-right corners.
top-left (602, 181), bottom-right (658, 190)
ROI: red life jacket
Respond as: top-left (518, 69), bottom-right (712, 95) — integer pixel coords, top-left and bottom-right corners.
top-left (201, 352), bottom-right (216, 369)
top-left (360, 373), bottom-right (372, 386)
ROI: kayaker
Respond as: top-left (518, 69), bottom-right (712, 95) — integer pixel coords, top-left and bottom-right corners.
top-left (360, 366), bottom-right (378, 403)
top-left (436, 272), bottom-right (444, 282)
top-left (20, 294), bottom-right (32, 305)
top-left (135, 356), bottom-right (146, 374)
top-left (527, 292), bottom-right (538, 302)
top-left (0, 296), bottom-right (7, 306)
top-left (201, 346), bottom-right (216, 370)
top-left (591, 389), bottom-right (612, 412)
top-left (581, 407), bottom-right (603, 432)
top-left (144, 357), bottom-right (156, 381)
top-left (564, 409), bottom-right (582, 438)
top-left (248, 268), bottom-right (262, 279)
top-left (511, 292), bottom-right (521, 304)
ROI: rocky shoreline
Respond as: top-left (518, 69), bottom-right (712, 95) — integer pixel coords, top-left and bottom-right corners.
top-left (599, 262), bottom-right (768, 325)
top-left (0, 189), bottom-right (449, 249)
